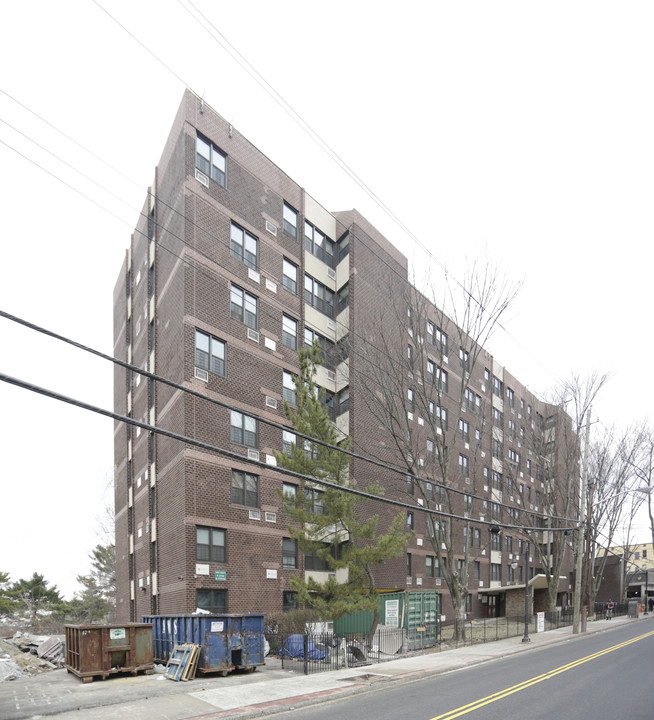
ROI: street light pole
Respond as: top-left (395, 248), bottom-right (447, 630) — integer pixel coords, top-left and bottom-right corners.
top-left (522, 541), bottom-right (531, 643)
top-left (573, 411), bottom-right (592, 634)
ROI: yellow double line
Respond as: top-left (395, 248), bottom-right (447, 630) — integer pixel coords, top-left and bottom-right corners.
top-left (430, 629), bottom-right (654, 719)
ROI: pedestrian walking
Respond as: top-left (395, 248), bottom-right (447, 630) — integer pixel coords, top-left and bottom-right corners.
top-left (648, 597), bottom-right (653, 613)
top-left (606, 599), bottom-right (614, 620)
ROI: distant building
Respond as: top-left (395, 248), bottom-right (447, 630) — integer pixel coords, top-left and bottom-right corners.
top-left (113, 89), bottom-right (575, 623)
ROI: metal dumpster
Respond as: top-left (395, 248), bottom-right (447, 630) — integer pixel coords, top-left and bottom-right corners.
top-left (65, 623), bottom-right (153, 683)
top-left (142, 613), bottom-right (264, 675)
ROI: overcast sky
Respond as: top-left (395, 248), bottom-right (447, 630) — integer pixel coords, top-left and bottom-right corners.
top-left (1, 1), bottom-right (653, 599)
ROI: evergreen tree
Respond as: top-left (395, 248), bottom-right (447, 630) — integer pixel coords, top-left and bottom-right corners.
top-left (275, 345), bottom-right (409, 630)
top-left (69, 544), bottom-right (117, 624)
top-left (9, 572), bottom-right (64, 630)
top-left (0, 571), bottom-right (18, 617)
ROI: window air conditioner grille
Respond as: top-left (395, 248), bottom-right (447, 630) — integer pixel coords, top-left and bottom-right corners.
top-left (194, 367), bottom-right (209, 382)
top-left (247, 449), bottom-right (260, 461)
top-left (247, 328), bottom-right (260, 343)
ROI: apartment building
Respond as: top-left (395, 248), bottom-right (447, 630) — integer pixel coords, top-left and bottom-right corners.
top-left (113, 89), bottom-right (575, 623)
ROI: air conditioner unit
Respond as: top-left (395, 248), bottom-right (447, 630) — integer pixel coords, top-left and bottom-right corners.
top-left (247, 449), bottom-right (260, 461)
top-left (249, 509), bottom-right (260, 520)
top-left (194, 367), bottom-right (209, 382)
top-left (265, 512), bottom-right (277, 523)
top-left (265, 396), bottom-right (278, 409)
top-left (248, 268), bottom-right (261, 284)
top-left (465, 477), bottom-right (471, 485)
top-left (417, 498), bottom-right (424, 506)
top-left (247, 328), bottom-right (260, 343)
top-left (265, 220), bottom-right (277, 236)
top-left (326, 370), bottom-right (336, 382)
top-left (195, 169), bottom-right (209, 187)
top-left (327, 268), bottom-right (335, 280)
top-left (435, 578), bottom-right (441, 586)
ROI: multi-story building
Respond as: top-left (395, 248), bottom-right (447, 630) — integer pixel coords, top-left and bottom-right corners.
top-left (113, 89), bottom-right (575, 624)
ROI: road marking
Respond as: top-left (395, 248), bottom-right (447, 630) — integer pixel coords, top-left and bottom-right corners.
top-left (430, 630), bottom-right (654, 719)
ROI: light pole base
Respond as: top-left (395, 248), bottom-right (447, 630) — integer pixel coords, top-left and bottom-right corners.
top-left (521, 636), bottom-right (531, 643)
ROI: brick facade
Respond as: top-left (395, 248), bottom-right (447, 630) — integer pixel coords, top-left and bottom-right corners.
top-left (113, 89), bottom-right (575, 623)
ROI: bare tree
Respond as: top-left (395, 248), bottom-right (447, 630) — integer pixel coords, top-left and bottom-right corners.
top-left (355, 261), bottom-right (520, 638)
top-left (629, 424), bottom-right (654, 552)
top-left (584, 426), bottom-right (644, 611)
top-left (504, 373), bottom-right (607, 615)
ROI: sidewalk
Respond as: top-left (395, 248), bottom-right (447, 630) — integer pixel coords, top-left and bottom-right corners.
top-left (1, 614), bottom-right (648, 720)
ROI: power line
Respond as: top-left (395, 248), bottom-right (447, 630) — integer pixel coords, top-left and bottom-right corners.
top-left (0, 307), bottom-right (578, 527)
top-left (0, 369), bottom-right (577, 534)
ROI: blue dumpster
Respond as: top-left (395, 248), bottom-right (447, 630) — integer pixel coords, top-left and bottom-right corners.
top-left (142, 614), bottom-right (265, 675)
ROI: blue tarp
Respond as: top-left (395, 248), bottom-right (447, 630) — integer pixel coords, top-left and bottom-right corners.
top-left (280, 634), bottom-right (326, 660)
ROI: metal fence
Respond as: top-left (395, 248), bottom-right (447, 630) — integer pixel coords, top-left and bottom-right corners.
top-left (439, 607), bottom-right (574, 648)
top-left (278, 627), bottom-right (407, 674)
top-left (274, 608), bottom-right (580, 674)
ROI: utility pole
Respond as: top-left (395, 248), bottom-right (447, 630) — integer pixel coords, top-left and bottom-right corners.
top-left (573, 410), bottom-right (592, 634)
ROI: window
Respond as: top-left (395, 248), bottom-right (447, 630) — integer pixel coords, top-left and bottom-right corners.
top-left (508, 419), bottom-right (516, 439)
top-left (304, 221), bottom-right (335, 267)
top-left (491, 564), bottom-right (501, 582)
top-left (282, 538), bottom-right (298, 569)
top-left (464, 387), bottom-right (480, 412)
top-left (407, 512), bottom-right (414, 532)
top-left (195, 330), bottom-right (225, 376)
top-left (407, 388), bottom-right (415, 413)
top-left (459, 454), bottom-right (469, 474)
top-left (196, 526), bottom-right (226, 563)
top-left (473, 528), bottom-right (481, 547)
top-left (283, 371), bottom-right (297, 405)
top-left (459, 419), bottom-right (470, 443)
top-left (492, 408), bottom-right (503, 428)
top-left (231, 470), bottom-right (259, 507)
top-left (282, 315), bottom-right (298, 350)
top-left (437, 367), bottom-right (448, 393)
top-left (305, 487), bottom-right (324, 515)
top-left (282, 591), bottom-right (297, 611)
top-left (492, 438), bottom-right (503, 460)
top-left (230, 222), bottom-right (258, 269)
top-left (474, 561), bottom-right (481, 581)
top-left (493, 376), bottom-right (503, 397)
top-left (230, 285), bottom-right (258, 329)
top-left (305, 274), bottom-right (334, 317)
top-left (407, 345), bottom-right (414, 370)
top-left (337, 387), bottom-right (350, 415)
top-left (304, 328), bottom-right (337, 370)
top-left (427, 360), bottom-right (435, 384)
top-left (337, 284), bottom-right (349, 314)
top-left (407, 553), bottom-right (412, 577)
top-left (464, 494), bottom-right (473, 515)
top-left (426, 439), bottom-right (434, 462)
top-left (282, 481), bottom-right (297, 499)
top-left (283, 202), bottom-right (298, 238)
top-left (283, 258), bottom-right (298, 295)
top-left (459, 347), bottom-right (470, 372)
top-left (427, 322), bottom-right (447, 353)
top-left (426, 556), bottom-right (436, 578)
top-left (505, 535), bottom-right (513, 554)
top-left (282, 432), bottom-right (296, 458)
top-left (507, 564), bottom-right (515, 582)
top-left (407, 475), bottom-right (414, 495)
top-left (197, 589), bottom-right (227, 613)
top-left (506, 387), bottom-right (515, 408)
top-left (492, 471), bottom-right (502, 491)
top-left (305, 543), bottom-right (340, 571)
top-left (230, 411), bottom-right (257, 448)
top-left (430, 402), bottom-right (448, 429)
top-left (337, 232), bottom-right (349, 263)
top-left (491, 532), bottom-right (501, 551)
top-left (196, 134), bottom-right (226, 187)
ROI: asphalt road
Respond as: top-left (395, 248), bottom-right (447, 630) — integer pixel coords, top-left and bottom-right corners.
top-left (269, 622), bottom-right (654, 720)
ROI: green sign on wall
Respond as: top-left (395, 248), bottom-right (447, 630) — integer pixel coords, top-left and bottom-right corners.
top-left (215, 571), bottom-right (226, 581)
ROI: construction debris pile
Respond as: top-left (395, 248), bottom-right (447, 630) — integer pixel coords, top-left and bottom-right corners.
top-left (0, 633), bottom-right (65, 681)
